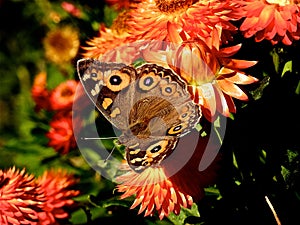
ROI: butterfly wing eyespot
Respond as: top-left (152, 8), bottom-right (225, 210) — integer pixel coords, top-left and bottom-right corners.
top-left (125, 138), bottom-right (178, 172)
top-left (167, 123), bottom-right (188, 136)
top-left (106, 70), bottom-right (131, 92)
top-left (160, 83), bottom-right (177, 96)
top-left (145, 140), bottom-right (168, 157)
top-left (138, 72), bottom-right (161, 91)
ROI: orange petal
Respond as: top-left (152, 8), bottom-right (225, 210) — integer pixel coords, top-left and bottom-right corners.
top-left (167, 22), bottom-right (183, 44)
top-left (218, 44), bottom-right (241, 57)
top-left (240, 17), bottom-right (259, 32)
top-left (214, 86), bottom-right (230, 117)
top-left (217, 79), bottom-right (248, 100)
top-left (220, 59), bottom-right (258, 69)
top-left (256, 5), bottom-right (275, 31)
top-left (275, 10), bottom-right (287, 37)
top-left (221, 71), bottom-right (258, 84)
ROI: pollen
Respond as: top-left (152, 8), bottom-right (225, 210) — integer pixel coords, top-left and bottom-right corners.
top-left (155, 0), bottom-right (195, 13)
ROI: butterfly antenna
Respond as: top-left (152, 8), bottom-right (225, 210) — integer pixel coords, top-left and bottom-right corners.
top-left (104, 146), bottom-right (116, 163)
top-left (81, 137), bottom-right (116, 140)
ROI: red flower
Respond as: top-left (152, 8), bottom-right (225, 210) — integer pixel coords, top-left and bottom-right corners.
top-left (49, 80), bottom-right (78, 111)
top-left (46, 112), bottom-right (77, 154)
top-left (117, 130), bottom-right (221, 219)
top-left (0, 167), bottom-right (45, 225)
top-left (61, 2), bottom-right (82, 18)
top-left (36, 169), bottom-right (80, 224)
top-left (238, 0), bottom-right (300, 45)
top-left (31, 72), bottom-right (51, 112)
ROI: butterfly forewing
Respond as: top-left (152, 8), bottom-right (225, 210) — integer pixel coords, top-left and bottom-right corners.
top-left (77, 58), bottom-right (136, 129)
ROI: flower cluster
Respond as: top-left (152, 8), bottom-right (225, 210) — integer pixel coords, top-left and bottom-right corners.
top-left (0, 167), bottom-right (79, 225)
top-left (79, 0), bottom-right (269, 219)
top-left (75, 0), bottom-right (300, 220)
top-left (238, 0), bottom-right (300, 45)
top-left (31, 73), bottom-right (80, 154)
top-left (82, 0), bottom-right (262, 121)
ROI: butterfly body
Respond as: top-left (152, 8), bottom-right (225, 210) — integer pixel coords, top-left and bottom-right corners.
top-left (77, 59), bottom-right (201, 171)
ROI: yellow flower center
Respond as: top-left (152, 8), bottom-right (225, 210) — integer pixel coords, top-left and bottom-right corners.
top-left (265, 0), bottom-right (294, 6)
top-left (155, 0), bottom-right (196, 13)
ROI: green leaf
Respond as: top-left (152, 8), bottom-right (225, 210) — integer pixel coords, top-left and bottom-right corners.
top-left (88, 194), bottom-right (133, 209)
top-left (167, 203), bottom-right (200, 225)
top-left (295, 80), bottom-right (300, 95)
top-left (281, 60), bottom-right (292, 77)
top-left (270, 48), bottom-right (280, 73)
top-left (249, 75), bottom-right (270, 101)
top-left (103, 5), bottom-right (118, 27)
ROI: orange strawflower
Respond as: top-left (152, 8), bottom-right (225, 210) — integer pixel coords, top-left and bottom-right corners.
top-left (117, 166), bottom-right (194, 220)
top-left (31, 72), bottom-right (51, 112)
top-left (126, 0), bottom-right (239, 46)
top-left (36, 169), bottom-right (80, 224)
top-left (49, 80), bottom-right (78, 111)
top-left (81, 10), bottom-right (133, 60)
top-left (117, 130), bottom-right (220, 219)
top-left (238, 0), bottom-right (300, 45)
top-left (0, 167), bottom-right (45, 225)
top-left (46, 112), bottom-right (77, 154)
top-left (82, 0), bottom-right (241, 60)
top-left (143, 25), bottom-right (258, 120)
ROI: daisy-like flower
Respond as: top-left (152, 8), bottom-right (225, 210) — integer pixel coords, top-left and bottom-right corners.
top-left (143, 24), bottom-right (258, 120)
top-left (238, 0), bottom-right (300, 45)
top-left (83, 0), bottom-right (240, 60)
top-left (126, 0), bottom-right (239, 46)
top-left (49, 80), bottom-right (78, 111)
top-left (36, 169), bottom-right (80, 224)
top-left (116, 130), bottom-right (220, 220)
top-left (117, 166), bottom-right (194, 220)
top-left (46, 112), bottom-right (77, 154)
top-left (31, 72), bottom-right (51, 112)
top-left (43, 26), bottom-right (80, 64)
top-left (0, 167), bottom-right (45, 225)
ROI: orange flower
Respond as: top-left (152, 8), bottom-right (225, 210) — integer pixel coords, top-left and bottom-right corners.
top-left (46, 112), bottom-right (77, 154)
top-left (126, 0), bottom-right (239, 46)
top-left (143, 25), bottom-right (258, 120)
top-left (117, 130), bottom-right (220, 219)
top-left (0, 167), bottom-right (45, 225)
top-left (83, 0), bottom-right (240, 59)
top-left (238, 0), bottom-right (300, 45)
top-left (81, 11), bottom-right (133, 60)
top-left (36, 169), bottom-right (80, 224)
top-left (117, 166), bottom-right (194, 220)
top-left (31, 72), bottom-right (51, 112)
top-left (49, 80), bottom-right (78, 111)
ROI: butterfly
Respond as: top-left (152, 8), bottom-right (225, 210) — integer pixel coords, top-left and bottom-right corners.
top-left (77, 58), bottom-right (201, 172)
